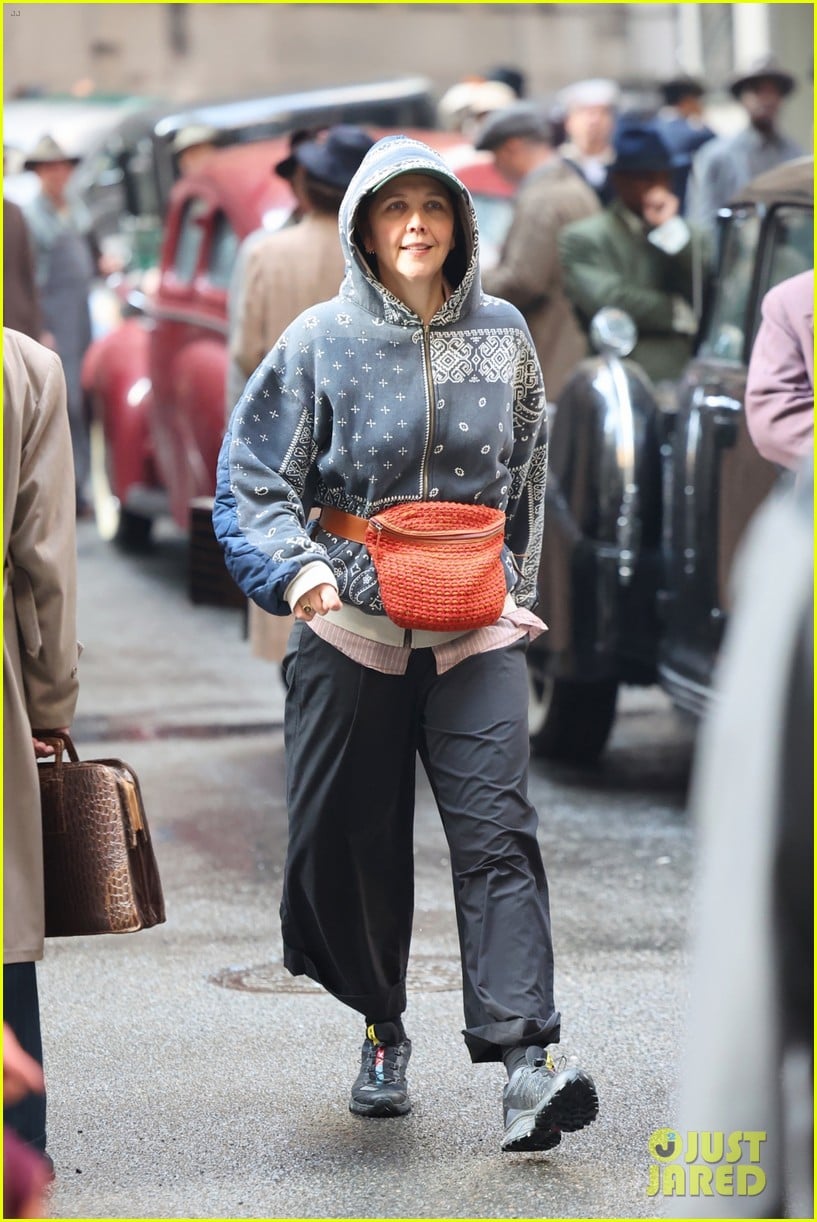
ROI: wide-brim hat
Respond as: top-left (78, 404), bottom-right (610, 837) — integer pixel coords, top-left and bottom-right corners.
top-left (609, 120), bottom-right (676, 174)
top-left (729, 55), bottom-right (796, 100)
top-left (276, 124), bottom-right (374, 191)
top-left (23, 133), bottom-right (80, 170)
top-left (169, 124), bottom-right (219, 156)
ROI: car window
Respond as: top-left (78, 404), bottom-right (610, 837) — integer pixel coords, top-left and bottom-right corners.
top-left (207, 211), bottom-right (240, 289)
top-left (760, 205), bottom-right (814, 295)
top-left (697, 211), bottom-right (761, 362)
top-left (172, 197), bottom-right (209, 282)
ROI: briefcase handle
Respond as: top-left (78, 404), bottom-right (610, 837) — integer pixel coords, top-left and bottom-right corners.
top-left (32, 729), bottom-right (80, 765)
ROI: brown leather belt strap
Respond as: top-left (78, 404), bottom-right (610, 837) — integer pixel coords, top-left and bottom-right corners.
top-left (319, 506), bottom-right (370, 544)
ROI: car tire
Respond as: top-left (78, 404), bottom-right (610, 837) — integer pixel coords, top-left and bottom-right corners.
top-left (527, 653), bottom-right (618, 764)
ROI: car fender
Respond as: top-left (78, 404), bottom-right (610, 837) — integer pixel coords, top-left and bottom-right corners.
top-left (81, 320), bottom-right (155, 503)
top-left (157, 334), bottom-right (229, 526)
top-left (537, 354), bottom-right (664, 681)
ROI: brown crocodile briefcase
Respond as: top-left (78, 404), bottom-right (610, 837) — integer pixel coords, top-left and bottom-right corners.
top-left (36, 731), bottom-right (166, 937)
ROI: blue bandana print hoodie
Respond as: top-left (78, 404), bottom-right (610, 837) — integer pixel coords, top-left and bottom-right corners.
top-left (213, 135), bottom-right (547, 619)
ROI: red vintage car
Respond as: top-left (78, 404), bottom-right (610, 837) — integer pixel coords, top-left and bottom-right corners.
top-left (83, 130), bottom-right (513, 548)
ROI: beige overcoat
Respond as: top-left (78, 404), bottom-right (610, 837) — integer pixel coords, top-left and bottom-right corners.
top-left (482, 158), bottom-right (600, 402)
top-left (4, 329), bottom-right (80, 962)
top-left (231, 211), bottom-right (347, 662)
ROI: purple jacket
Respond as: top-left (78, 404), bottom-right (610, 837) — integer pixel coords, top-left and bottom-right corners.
top-left (745, 269), bottom-right (814, 470)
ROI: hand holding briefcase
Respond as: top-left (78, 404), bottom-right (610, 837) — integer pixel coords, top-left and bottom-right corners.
top-left (35, 730), bottom-right (166, 937)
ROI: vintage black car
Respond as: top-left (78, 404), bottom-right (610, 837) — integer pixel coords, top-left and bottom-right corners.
top-left (528, 156), bottom-right (814, 762)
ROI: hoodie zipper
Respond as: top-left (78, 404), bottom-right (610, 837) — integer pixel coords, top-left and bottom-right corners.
top-left (419, 323), bottom-right (435, 500)
top-left (403, 322), bottom-right (438, 649)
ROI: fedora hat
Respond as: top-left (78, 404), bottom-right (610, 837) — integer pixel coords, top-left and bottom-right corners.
top-left (23, 133), bottom-right (80, 170)
top-left (276, 125), bottom-right (374, 191)
top-left (729, 55), bottom-right (796, 100)
top-left (610, 120), bottom-right (675, 174)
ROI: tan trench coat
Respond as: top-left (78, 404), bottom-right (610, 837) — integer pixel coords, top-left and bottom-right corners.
top-left (231, 211), bottom-right (347, 662)
top-left (4, 329), bottom-right (79, 963)
top-left (482, 158), bottom-right (600, 402)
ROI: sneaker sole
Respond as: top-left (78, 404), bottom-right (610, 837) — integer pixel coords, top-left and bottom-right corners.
top-left (502, 1069), bottom-right (598, 1153)
top-left (349, 1096), bottom-right (411, 1118)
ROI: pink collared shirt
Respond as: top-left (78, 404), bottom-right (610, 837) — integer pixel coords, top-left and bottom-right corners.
top-left (307, 605), bottom-right (547, 675)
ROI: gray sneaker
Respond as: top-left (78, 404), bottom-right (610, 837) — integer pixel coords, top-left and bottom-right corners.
top-left (501, 1047), bottom-right (598, 1152)
top-left (349, 1025), bottom-right (412, 1118)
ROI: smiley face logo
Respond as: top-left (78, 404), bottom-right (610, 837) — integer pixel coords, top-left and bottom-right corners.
top-left (649, 1128), bottom-right (682, 1162)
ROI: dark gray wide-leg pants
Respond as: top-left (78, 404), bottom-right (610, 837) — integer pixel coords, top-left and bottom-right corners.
top-left (281, 624), bottom-right (561, 1062)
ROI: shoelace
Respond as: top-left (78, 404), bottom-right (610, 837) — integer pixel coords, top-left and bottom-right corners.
top-left (367, 1039), bottom-right (404, 1082)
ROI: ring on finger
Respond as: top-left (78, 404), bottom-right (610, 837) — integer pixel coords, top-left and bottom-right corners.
top-left (302, 603), bottom-right (313, 614)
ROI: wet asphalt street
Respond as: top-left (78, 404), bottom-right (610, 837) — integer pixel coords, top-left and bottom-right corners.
top-left (40, 519), bottom-right (698, 1220)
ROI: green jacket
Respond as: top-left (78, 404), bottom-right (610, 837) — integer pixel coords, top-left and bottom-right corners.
top-left (558, 199), bottom-right (701, 383)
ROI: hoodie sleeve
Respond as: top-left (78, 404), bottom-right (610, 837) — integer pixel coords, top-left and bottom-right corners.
top-left (212, 318), bottom-right (335, 616)
top-left (504, 329), bottom-right (548, 608)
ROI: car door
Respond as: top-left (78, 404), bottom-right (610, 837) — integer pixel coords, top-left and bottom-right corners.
top-left (150, 187), bottom-right (234, 527)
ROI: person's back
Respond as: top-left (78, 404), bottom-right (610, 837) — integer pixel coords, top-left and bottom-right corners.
top-left (231, 125), bottom-right (374, 386)
top-left (232, 214), bottom-right (347, 383)
top-left (474, 103), bottom-right (600, 400)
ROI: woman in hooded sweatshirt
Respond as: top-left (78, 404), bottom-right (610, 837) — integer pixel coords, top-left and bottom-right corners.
top-left (214, 135), bottom-right (598, 1153)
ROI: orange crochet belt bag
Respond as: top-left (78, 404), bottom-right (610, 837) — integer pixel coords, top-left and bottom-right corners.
top-left (363, 501), bottom-right (507, 633)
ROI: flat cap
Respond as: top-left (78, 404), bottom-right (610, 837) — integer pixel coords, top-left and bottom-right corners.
top-left (473, 101), bottom-right (553, 151)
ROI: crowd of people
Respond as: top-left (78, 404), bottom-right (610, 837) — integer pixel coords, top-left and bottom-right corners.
top-left (2, 48), bottom-right (811, 1217)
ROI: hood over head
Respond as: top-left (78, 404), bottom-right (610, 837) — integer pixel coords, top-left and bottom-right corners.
top-left (337, 135), bottom-right (481, 325)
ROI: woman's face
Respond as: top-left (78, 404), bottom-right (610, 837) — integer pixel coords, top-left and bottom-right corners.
top-left (361, 173), bottom-right (456, 298)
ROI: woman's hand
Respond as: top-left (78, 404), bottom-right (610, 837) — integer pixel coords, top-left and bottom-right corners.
top-left (295, 583), bottom-right (342, 621)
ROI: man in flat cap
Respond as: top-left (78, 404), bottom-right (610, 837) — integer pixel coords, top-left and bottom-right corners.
top-left (559, 120), bottom-right (706, 385)
top-left (687, 56), bottom-right (801, 233)
top-left (555, 78), bottom-right (620, 204)
top-left (475, 102), bottom-right (599, 400)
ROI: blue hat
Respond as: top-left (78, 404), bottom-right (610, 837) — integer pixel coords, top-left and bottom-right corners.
top-left (610, 120), bottom-right (674, 174)
top-left (277, 125), bottom-right (374, 191)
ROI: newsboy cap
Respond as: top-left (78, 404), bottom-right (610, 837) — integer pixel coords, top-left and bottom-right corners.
top-left (23, 133), bottom-right (80, 170)
top-left (473, 102), bottom-right (554, 151)
top-left (609, 120), bottom-right (674, 174)
top-left (729, 55), bottom-right (796, 99)
top-left (277, 125), bottom-right (374, 191)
